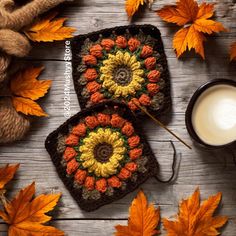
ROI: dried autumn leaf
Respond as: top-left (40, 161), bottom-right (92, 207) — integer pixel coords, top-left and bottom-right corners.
top-left (10, 67), bottom-right (51, 117)
top-left (115, 190), bottom-right (160, 236)
top-left (163, 188), bottom-right (228, 236)
top-left (157, 0), bottom-right (227, 59)
top-left (125, 0), bottom-right (153, 19)
top-left (10, 67), bottom-right (51, 100)
top-left (230, 42), bottom-right (236, 61)
top-left (0, 182), bottom-right (64, 236)
top-left (0, 164), bottom-right (19, 190)
top-left (24, 12), bottom-right (76, 42)
top-left (12, 97), bottom-right (48, 117)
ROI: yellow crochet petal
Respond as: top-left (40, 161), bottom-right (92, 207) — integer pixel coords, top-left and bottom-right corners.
top-left (115, 51), bottom-right (124, 64)
top-left (128, 55), bottom-right (137, 67)
top-left (131, 61), bottom-right (141, 71)
top-left (133, 75), bottom-right (145, 83)
top-left (110, 153), bottom-right (124, 162)
top-left (103, 79), bottom-right (116, 87)
top-left (113, 138), bottom-right (124, 148)
top-left (133, 69), bottom-right (144, 76)
top-left (88, 162), bottom-right (98, 173)
top-left (80, 152), bottom-right (94, 161)
top-left (113, 146), bottom-right (126, 155)
top-left (100, 66), bottom-right (113, 75)
top-left (82, 159), bottom-right (95, 168)
top-left (100, 74), bottom-right (113, 81)
top-left (124, 52), bottom-right (131, 65)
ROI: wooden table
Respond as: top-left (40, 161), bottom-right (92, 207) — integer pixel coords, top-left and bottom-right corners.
top-left (0, 0), bottom-right (236, 235)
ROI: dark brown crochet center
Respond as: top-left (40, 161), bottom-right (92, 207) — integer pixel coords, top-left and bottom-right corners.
top-left (94, 143), bottom-right (113, 163)
top-left (113, 66), bottom-right (132, 86)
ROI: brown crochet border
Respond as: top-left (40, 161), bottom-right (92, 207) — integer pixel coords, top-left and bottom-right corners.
top-left (45, 101), bottom-right (159, 212)
top-left (71, 24), bottom-right (171, 117)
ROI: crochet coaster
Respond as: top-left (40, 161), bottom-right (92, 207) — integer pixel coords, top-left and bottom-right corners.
top-left (72, 24), bottom-right (171, 116)
top-left (45, 101), bottom-right (160, 211)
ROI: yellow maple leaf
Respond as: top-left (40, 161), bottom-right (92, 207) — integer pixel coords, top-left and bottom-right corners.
top-left (24, 12), bottom-right (76, 42)
top-left (10, 67), bottom-right (51, 117)
top-left (230, 42), bottom-right (236, 61)
top-left (157, 0), bottom-right (227, 59)
top-left (163, 188), bottom-right (228, 236)
top-left (0, 164), bottom-right (19, 190)
top-left (0, 182), bottom-right (64, 236)
top-left (115, 190), bottom-right (160, 236)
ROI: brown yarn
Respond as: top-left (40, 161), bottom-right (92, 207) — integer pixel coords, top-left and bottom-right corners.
top-left (0, 54), bottom-right (11, 82)
top-left (0, 29), bottom-right (31, 57)
top-left (0, 0), bottom-right (67, 144)
top-left (0, 0), bottom-right (66, 30)
top-left (0, 98), bottom-right (30, 143)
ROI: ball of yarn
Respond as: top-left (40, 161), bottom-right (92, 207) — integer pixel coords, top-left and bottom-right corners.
top-left (0, 98), bottom-right (30, 143)
top-left (0, 54), bottom-right (10, 82)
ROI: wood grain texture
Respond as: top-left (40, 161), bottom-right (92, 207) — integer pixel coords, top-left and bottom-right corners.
top-left (0, 0), bottom-right (236, 235)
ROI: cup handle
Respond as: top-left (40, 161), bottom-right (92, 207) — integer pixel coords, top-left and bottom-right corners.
top-left (153, 141), bottom-right (180, 183)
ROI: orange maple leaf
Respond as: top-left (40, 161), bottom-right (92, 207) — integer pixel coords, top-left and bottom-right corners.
top-left (0, 164), bottom-right (19, 190)
top-left (10, 67), bottom-right (51, 117)
top-left (157, 0), bottom-right (227, 59)
top-left (125, 0), bottom-right (153, 19)
top-left (0, 182), bottom-right (64, 236)
top-left (24, 12), bottom-right (76, 42)
top-left (163, 188), bottom-right (228, 236)
top-left (230, 42), bottom-right (236, 61)
top-left (115, 190), bottom-right (160, 236)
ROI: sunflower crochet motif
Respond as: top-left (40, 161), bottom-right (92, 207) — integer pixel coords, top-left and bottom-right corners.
top-left (45, 101), bottom-right (160, 211)
top-left (62, 112), bottom-right (146, 199)
top-left (73, 26), bottom-right (170, 115)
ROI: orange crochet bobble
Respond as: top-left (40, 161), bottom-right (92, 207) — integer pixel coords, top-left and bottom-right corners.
top-left (66, 159), bottom-right (79, 175)
top-left (116, 36), bottom-right (127, 49)
top-left (147, 83), bottom-right (160, 95)
top-left (139, 94), bottom-right (151, 106)
top-left (128, 135), bottom-right (140, 148)
top-left (90, 92), bottom-right (104, 103)
top-left (64, 147), bottom-right (77, 162)
top-left (101, 39), bottom-right (115, 51)
top-left (128, 38), bottom-right (141, 52)
top-left (85, 116), bottom-right (99, 129)
top-left (83, 55), bottom-right (97, 66)
top-left (129, 148), bottom-right (143, 160)
top-left (147, 70), bottom-right (160, 83)
top-left (72, 123), bottom-right (87, 137)
top-left (122, 122), bottom-right (134, 137)
top-left (110, 114), bottom-right (125, 128)
top-left (84, 68), bottom-right (98, 81)
top-left (140, 45), bottom-right (153, 58)
top-left (95, 178), bottom-right (107, 193)
top-left (65, 134), bottom-right (79, 146)
top-left (74, 170), bottom-right (87, 185)
top-left (90, 44), bottom-right (103, 58)
top-left (85, 176), bottom-right (95, 190)
top-left (97, 113), bottom-right (110, 126)
top-left (86, 81), bottom-right (101, 93)
top-left (125, 162), bottom-right (137, 172)
top-left (144, 57), bottom-right (156, 70)
top-left (128, 98), bottom-right (140, 111)
top-left (108, 176), bottom-right (122, 188)
top-left (118, 168), bottom-right (131, 180)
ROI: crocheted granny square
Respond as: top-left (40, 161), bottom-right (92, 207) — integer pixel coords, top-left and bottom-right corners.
top-left (72, 25), bottom-right (171, 116)
top-left (45, 101), bottom-right (159, 211)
